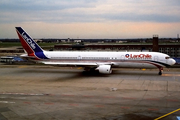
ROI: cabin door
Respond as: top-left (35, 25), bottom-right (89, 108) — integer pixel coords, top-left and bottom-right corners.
top-left (121, 55), bottom-right (125, 61)
top-left (154, 56), bottom-right (158, 61)
top-left (78, 55), bottom-right (82, 60)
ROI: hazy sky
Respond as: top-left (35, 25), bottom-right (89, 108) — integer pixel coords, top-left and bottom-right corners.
top-left (0, 0), bottom-right (180, 39)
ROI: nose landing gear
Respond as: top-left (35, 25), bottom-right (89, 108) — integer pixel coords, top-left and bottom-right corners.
top-left (158, 67), bottom-right (163, 75)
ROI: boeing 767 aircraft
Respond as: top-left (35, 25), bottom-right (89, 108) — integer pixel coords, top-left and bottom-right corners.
top-left (15, 27), bottom-right (176, 75)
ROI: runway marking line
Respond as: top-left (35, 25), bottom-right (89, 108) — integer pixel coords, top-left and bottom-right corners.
top-left (122, 97), bottom-right (136, 100)
top-left (82, 95), bottom-right (94, 98)
top-left (69, 104), bottom-right (79, 106)
top-left (45, 102), bottom-right (54, 105)
top-left (154, 108), bottom-right (180, 120)
top-left (103, 96), bottom-right (116, 98)
top-left (62, 94), bottom-right (75, 97)
top-left (145, 98), bottom-right (160, 101)
top-left (162, 74), bottom-right (180, 77)
top-left (18, 65), bottom-right (27, 68)
top-left (121, 106), bottom-right (130, 109)
top-left (95, 105), bottom-right (104, 108)
top-left (77, 67), bottom-right (83, 69)
top-left (0, 101), bottom-right (15, 104)
top-left (24, 102), bottom-right (31, 104)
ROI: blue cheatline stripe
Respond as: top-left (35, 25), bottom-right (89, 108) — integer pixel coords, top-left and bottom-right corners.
top-left (125, 60), bottom-right (170, 67)
top-left (35, 52), bottom-right (48, 59)
top-left (146, 60), bottom-right (170, 67)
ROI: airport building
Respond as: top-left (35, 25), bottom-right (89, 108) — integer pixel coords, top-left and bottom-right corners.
top-left (54, 44), bottom-right (180, 58)
top-left (54, 35), bottom-right (180, 58)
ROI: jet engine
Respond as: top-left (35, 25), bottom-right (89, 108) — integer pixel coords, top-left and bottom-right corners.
top-left (96, 65), bottom-right (112, 74)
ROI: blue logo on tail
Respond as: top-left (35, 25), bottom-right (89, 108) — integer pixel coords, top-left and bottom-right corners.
top-left (22, 32), bottom-right (36, 49)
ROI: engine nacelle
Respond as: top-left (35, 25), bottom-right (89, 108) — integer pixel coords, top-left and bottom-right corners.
top-left (96, 65), bottom-right (112, 74)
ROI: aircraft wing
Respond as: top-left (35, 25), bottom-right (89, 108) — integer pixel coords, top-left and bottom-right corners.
top-left (42, 61), bottom-right (98, 67)
top-left (42, 61), bottom-right (113, 67)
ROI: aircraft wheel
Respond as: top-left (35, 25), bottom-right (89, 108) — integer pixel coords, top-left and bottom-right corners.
top-left (158, 71), bottom-right (162, 75)
top-left (158, 67), bottom-right (163, 75)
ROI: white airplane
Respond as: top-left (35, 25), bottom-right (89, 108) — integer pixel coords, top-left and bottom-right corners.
top-left (15, 27), bottom-right (176, 75)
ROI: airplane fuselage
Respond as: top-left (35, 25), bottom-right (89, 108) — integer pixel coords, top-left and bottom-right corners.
top-left (31, 51), bottom-right (174, 69)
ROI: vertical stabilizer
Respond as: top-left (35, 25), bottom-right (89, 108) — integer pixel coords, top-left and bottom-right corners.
top-left (15, 27), bottom-right (48, 59)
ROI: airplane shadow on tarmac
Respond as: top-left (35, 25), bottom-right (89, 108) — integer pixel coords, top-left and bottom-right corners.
top-left (13, 67), bottom-right (168, 82)
top-left (16, 68), bottom-right (111, 82)
top-left (112, 69), bottom-right (159, 76)
top-left (17, 67), bottom-right (159, 78)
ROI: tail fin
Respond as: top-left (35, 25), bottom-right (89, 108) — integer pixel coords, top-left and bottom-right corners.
top-left (15, 27), bottom-right (48, 59)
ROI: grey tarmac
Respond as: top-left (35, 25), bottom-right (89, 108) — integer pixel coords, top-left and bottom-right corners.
top-left (0, 65), bottom-right (180, 120)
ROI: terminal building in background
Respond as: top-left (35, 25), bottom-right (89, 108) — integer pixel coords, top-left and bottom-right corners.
top-left (54, 35), bottom-right (180, 58)
top-left (54, 44), bottom-right (180, 58)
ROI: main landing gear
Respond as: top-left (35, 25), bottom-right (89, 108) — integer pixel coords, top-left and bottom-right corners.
top-left (158, 67), bottom-right (163, 75)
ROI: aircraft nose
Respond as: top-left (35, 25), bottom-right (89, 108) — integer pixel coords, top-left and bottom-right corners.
top-left (171, 59), bottom-right (176, 65)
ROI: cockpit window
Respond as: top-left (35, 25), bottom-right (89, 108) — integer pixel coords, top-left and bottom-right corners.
top-left (165, 57), bottom-right (170, 59)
